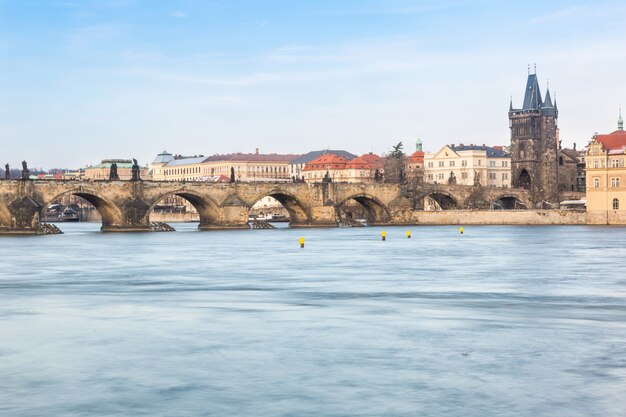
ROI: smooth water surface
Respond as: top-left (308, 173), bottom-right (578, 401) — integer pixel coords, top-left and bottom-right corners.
top-left (1, 223), bottom-right (626, 416)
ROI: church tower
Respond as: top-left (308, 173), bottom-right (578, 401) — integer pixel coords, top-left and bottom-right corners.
top-left (509, 68), bottom-right (559, 204)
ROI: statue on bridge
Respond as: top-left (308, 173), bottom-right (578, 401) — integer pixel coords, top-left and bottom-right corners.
top-left (21, 161), bottom-right (30, 180)
top-left (4, 163), bottom-right (8, 180)
top-left (131, 159), bottom-right (141, 181)
top-left (109, 163), bottom-right (120, 181)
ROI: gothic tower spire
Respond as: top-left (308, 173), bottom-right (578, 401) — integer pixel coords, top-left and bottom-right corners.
top-left (619, 106), bottom-right (624, 131)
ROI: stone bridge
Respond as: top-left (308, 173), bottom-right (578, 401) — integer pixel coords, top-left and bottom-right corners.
top-left (0, 180), bottom-right (539, 234)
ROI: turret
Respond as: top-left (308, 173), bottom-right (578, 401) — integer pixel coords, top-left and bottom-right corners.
top-left (415, 138), bottom-right (423, 152)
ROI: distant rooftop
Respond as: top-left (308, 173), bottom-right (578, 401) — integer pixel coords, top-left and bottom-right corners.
top-left (290, 150), bottom-right (357, 164)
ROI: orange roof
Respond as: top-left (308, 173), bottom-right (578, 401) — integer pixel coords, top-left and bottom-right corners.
top-left (303, 154), bottom-right (348, 171)
top-left (596, 130), bottom-right (626, 150)
top-left (359, 153), bottom-right (383, 169)
top-left (409, 150), bottom-right (425, 163)
top-left (346, 157), bottom-right (370, 169)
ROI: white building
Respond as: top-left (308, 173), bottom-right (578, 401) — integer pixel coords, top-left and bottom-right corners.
top-left (424, 144), bottom-right (511, 187)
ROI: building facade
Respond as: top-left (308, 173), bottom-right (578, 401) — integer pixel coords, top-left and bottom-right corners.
top-left (289, 150), bottom-right (357, 181)
top-left (424, 144), bottom-right (511, 187)
top-left (84, 159), bottom-right (149, 181)
top-left (150, 150), bottom-right (299, 182)
top-left (302, 153), bottom-right (383, 183)
top-left (586, 111), bottom-right (626, 224)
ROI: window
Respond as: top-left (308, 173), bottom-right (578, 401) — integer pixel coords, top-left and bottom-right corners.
top-left (461, 172), bottom-right (468, 179)
top-left (594, 160), bottom-right (599, 168)
top-left (502, 173), bottom-right (508, 180)
top-left (614, 198), bottom-right (620, 210)
top-left (477, 160), bottom-right (482, 166)
top-left (427, 174), bottom-right (433, 180)
top-left (489, 173), bottom-right (496, 180)
top-left (438, 161), bottom-right (444, 168)
top-left (489, 160), bottom-right (495, 167)
top-left (611, 178), bottom-right (620, 188)
top-left (502, 161), bottom-right (508, 167)
top-left (450, 161), bottom-right (455, 167)
top-left (428, 162), bottom-right (433, 168)
top-left (438, 173), bottom-right (444, 180)
top-left (594, 178), bottom-right (600, 188)
top-left (461, 160), bottom-right (467, 167)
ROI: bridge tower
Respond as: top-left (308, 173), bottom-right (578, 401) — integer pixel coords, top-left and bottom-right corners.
top-left (509, 68), bottom-right (559, 204)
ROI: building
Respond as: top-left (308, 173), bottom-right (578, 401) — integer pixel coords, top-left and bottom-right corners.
top-left (289, 150), bottom-right (357, 181)
top-left (406, 139), bottom-right (425, 181)
top-left (509, 69), bottom-right (581, 198)
top-left (84, 159), bottom-right (148, 181)
top-left (203, 150), bottom-right (299, 182)
top-left (586, 110), bottom-right (626, 224)
top-left (424, 144), bottom-right (511, 187)
top-left (302, 153), bottom-right (383, 183)
top-left (151, 152), bottom-right (207, 182)
top-left (150, 150), bottom-right (299, 182)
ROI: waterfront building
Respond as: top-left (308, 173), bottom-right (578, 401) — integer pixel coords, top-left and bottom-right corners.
top-left (302, 153), bottom-right (383, 183)
top-left (151, 152), bottom-right (207, 181)
top-left (424, 144), bottom-right (511, 187)
top-left (203, 150), bottom-right (299, 182)
top-left (84, 159), bottom-right (148, 181)
top-left (586, 110), bottom-right (626, 224)
top-left (150, 150), bottom-right (299, 182)
top-left (509, 70), bottom-right (582, 198)
top-left (289, 150), bottom-right (357, 181)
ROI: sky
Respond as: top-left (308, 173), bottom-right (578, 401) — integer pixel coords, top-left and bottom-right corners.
top-left (1, 0), bottom-right (625, 169)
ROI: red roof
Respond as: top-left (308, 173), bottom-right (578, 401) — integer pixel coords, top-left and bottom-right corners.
top-left (346, 156), bottom-right (370, 170)
top-left (409, 150), bottom-right (425, 163)
top-left (303, 154), bottom-right (348, 171)
top-left (359, 153), bottom-right (383, 169)
top-left (595, 130), bottom-right (626, 150)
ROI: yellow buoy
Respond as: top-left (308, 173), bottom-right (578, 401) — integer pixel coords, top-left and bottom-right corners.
top-left (406, 230), bottom-right (411, 239)
top-left (459, 227), bottom-right (464, 234)
top-left (299, 237), bottom-right (305, 248)
top-left (381, 231), bottom-right (386, 241)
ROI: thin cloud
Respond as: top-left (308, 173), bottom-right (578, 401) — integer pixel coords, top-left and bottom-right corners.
top-left (170, 11), bottom-right (188, 18)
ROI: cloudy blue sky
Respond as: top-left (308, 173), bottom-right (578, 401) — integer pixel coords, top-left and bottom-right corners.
top-left (1, 0), bottom-right (625, 169)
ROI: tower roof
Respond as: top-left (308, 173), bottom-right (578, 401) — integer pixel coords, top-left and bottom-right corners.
top-left (522, 73), bottom-right (543, 110)
top-left (543, 88), bottom-right (553, 107)
top-left (619, 106), bottom-right (624, 131)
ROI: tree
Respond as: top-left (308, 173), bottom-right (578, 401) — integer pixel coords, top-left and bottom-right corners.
top-left (383, 141), bottom-right (406, 183)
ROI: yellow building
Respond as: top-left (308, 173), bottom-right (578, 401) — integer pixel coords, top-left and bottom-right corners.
top-left (424, 144), bottom-right (511, 187)
top-left (151, 150), bottom-right (299, 182)
top-left (586, 112), bottom-right (626, 224)
top-left (84, 159), bottom-right (148, 181)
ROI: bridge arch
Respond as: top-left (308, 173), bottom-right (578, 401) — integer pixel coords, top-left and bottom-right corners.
top-left (41, 189), bottom-right (123, 230)
top-left (336, 194), bottom-right (391, 225)
top-left (147, 190), bottom-right (221, 229)
top-left (250, 190), bottom-right (311, 226)
top-left (492, 194), bottom-right (528, 210)
top-left (420, 192), bottom-right (459, 210)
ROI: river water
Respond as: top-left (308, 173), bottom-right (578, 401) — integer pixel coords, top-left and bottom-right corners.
top-left (1, 223), bottom-right (625, 416)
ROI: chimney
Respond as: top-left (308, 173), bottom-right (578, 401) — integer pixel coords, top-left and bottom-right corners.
top-left (451, 143), bottom-right (455, 148)
top-left (460, 143), bottom-right (464, 149)
top-left (255, 148), bottom-right (259, 155)
top-left (482, 143), bottom-right (486, 148)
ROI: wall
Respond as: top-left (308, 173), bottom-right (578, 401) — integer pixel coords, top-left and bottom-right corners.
top-left (409, 210), bottom-right (586, 225)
